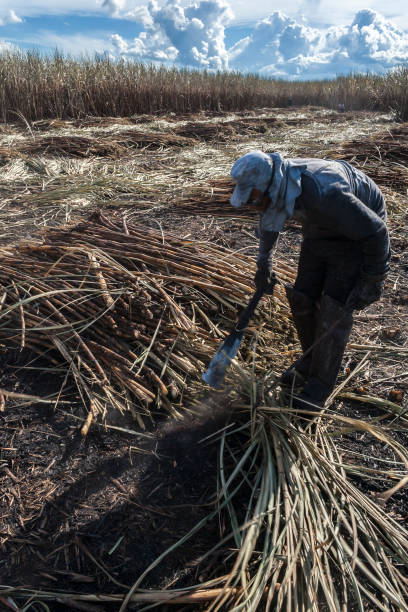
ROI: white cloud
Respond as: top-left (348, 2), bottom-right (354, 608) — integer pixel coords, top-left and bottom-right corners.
top-left (0, 40), bottom-right (16, 52)
top-left (228, 0), bottom-right (408, 32)
top-left (229, 9), bottom-right (408, 79)
top-left (111, 30), bottom-right (179, 61)
top-left (0, 10), bottom-right (22, 26)
top-left (2, 1), bottom-right (408, 31)
top-left (106, 0), bottom-right (233, 70)
top-left (335, 10), bottom-right (408, 64)
top-left (229, 11), bottom-right (322, 69)
top-left (100, 0), bottom-right (127, 18)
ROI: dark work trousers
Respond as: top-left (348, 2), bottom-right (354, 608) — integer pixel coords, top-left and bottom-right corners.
top-left (293, 238), bottom-right (363, 304)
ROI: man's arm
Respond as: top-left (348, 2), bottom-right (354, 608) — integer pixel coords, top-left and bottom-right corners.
top-left (255, 228), bottom-right (279, 294)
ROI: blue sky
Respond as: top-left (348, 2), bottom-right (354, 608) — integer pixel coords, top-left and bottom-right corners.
top-left (1, 1), bottom-right (408, 79)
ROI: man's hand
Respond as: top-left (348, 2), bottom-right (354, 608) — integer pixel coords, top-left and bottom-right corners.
top-left (254, 265), bottom-right (277, 295)
top-left (347, 273), bottom-right (386, 310)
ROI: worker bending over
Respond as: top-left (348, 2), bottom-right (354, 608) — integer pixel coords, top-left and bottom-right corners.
top-left (229, 151), bottom-right (390, 410)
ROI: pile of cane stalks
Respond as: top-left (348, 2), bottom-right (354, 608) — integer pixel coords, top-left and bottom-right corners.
top-left (111, 405), bottom-right (408, 612)
top-left (328, 123), bottom-right (408, 192)
top-left (0, 131), bottom-right (195, 161)
top-left (173, 178), bottom-right (267, 221)
top-left (0, 212), bottom-right (296, 420)
top-left (174, 178), bottom-right (241, 216)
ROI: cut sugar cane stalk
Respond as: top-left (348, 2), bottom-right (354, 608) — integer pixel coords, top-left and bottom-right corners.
top-left (0, 213), bottom-right (293, 418)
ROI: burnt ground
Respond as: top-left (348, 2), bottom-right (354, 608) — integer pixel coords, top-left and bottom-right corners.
top-left (0, 352), bottom-right (237, 610)
top-left (0, 107), bottom-right (407, 610)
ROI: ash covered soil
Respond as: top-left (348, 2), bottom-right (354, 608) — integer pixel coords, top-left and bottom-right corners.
top-left (0, 106), bottom-right (407, 608)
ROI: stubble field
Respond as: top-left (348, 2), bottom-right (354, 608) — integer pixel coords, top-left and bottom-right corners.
top-left (0, 106), bottom-right (407, 611)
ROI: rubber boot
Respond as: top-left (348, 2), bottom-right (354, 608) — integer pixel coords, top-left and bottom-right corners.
top-left (281, 287), bottom-right (318, 387)
top-left (293, 294), bottom-right (353, 410)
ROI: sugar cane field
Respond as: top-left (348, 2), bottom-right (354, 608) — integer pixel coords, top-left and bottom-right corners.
top-left (0, 106), bottom-right (407, 611)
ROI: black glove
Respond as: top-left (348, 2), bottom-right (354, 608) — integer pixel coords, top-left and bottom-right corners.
top-left (254, 264), bottom-right (277, 295)
top-left (255, 229), bottom-right (279, 295)
top-left (347, 272), bottom-right (386, 310)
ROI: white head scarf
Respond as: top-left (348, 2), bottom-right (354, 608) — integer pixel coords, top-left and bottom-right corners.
top-left (230, 151), bottom-right (306, 232)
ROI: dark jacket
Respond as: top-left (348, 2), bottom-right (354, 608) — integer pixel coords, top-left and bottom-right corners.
top-left (259, 159), bottom-right (390, 277)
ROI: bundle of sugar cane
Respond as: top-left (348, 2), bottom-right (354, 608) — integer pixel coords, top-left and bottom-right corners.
top-left (336, 124), bottom-right (408, 164)
top-left (127, 409), bottom-right (408, 611)
top-left (31, 116), bottom-right (152, 131)
top-left (172, 180), bottom-right (303, 229)
top-left (172, 178), bottom-right (260, 219)
top-left (0, 212), bottom-right (296, 420)
top-left (0, 131), bottom-right (196, 161)
top-left (327, 124), bottom-right (408, 191)
top-left (174, 116), bottom-right (282, 142)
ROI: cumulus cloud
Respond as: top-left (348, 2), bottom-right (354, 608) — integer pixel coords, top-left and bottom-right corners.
top-left (335, 10), bottom-right (408, 64)
top-left (111, 30), bottom-right (179, 62)
top-left (229, 9), bottom-right (408, 79)
top-left (100, 0), bottom-right (127, 18)
top-left (106, 0), bottom-right (233, 70)
top-left (229, 12), bottom-right (321, 66)
top-left (101, 3), bottom-right (408, 79)
top-left (0, 9), bottom-right (22, 26)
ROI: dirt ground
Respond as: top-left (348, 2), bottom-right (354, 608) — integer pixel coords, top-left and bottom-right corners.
top-left (0, 357), bottom-right (234, 605)
top-left (0, 107), bottom-right (407, 610)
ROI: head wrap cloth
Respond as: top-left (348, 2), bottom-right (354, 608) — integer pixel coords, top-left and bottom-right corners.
top-left (230, 151), bottom-right (306, 232)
